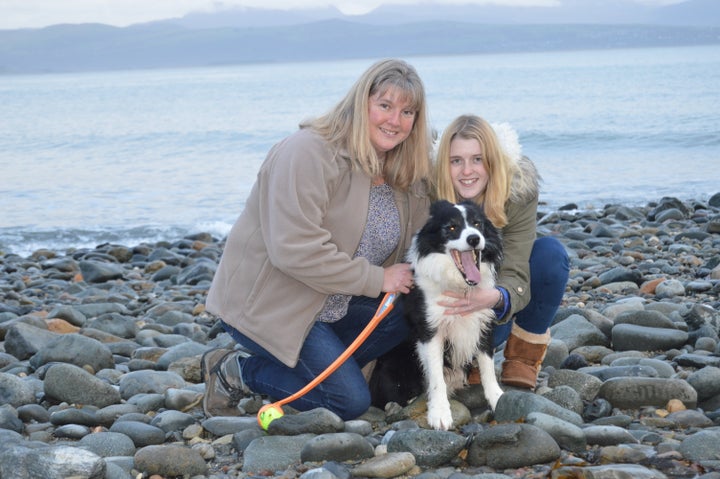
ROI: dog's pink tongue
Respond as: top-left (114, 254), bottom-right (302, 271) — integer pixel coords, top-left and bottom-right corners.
top-left (461, 251), bottom-right (482, 284)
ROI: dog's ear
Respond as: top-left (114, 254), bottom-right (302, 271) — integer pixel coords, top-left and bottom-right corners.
top-left (462, 201), bottom-right (503, 267)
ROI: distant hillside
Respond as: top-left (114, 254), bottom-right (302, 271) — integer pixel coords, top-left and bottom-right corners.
top-left (157, 0), bottom-right (720, 28)
top-left (358, 0), bottom-right (720, 27)
top-left (1, 20), bottom-right (719, 74)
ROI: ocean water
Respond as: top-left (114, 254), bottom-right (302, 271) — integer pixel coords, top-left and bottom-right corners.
top-left (1, 45), bottom-right (719, 257)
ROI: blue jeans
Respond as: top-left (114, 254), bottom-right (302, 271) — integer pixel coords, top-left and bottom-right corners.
top-left (492, 236), bottom-right (569, 348)
top-left (221, 295), bottom-right (408, 420)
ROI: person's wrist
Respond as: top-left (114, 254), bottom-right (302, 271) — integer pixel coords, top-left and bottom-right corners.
top-left (492, 286), bottom-right (511, 324)
top-left (492, 287), bottom-right (504, 310)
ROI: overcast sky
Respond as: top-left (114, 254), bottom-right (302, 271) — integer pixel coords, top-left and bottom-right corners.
top-left (0, 0), bottom-right (686, 30)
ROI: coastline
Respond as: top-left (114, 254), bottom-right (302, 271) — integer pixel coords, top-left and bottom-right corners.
top-left (1, 194), bottom-right (720, 477)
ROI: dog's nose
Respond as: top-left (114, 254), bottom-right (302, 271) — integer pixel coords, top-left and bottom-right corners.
top-left (467, 234), bottom-right (480, 247)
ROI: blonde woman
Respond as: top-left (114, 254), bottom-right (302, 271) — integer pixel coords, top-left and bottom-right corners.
top-left (203, 59), bottom-right (433, 419)
top-left (434, 114), bottom-right (569, 390)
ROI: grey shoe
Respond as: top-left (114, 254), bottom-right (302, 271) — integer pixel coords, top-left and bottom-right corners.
top-left (201, 348), bottom-right (252, 417)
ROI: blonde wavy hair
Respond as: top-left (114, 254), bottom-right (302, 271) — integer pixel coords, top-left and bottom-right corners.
top-left (300, 58), bottom-right (432, 191)
top-left (434, 114), bottom-right (517, 228)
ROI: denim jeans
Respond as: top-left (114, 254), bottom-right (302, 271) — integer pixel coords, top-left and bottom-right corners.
top-left (491, 236), bottom-right (570, 348)
top-left (221, 294), bottom-right (408, 420)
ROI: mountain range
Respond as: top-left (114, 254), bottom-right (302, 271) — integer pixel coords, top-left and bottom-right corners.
top-left (1, 0), bottom-right (718, 74)
top-left (162, 0), bottom-right (720, 28)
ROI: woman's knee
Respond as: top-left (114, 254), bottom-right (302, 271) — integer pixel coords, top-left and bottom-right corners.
top-left (332, 385), bottom-right (371, 420)
top-left (530, 237), bottom-right (569, 278)
top-left (532, 237), bottom-right (568, 262)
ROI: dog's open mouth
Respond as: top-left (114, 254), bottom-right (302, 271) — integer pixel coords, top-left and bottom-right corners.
top-left (450, 249), bottom-right (482, 286)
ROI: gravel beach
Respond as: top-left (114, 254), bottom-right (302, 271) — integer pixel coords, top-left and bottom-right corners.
top-left (1, 194), bottom-right (720, 479)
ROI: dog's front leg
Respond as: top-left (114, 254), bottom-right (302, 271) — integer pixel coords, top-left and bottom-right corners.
top-left (417, 337), bottom-right (453, 430)
top-left (477, 352), bottom-right (503, 410)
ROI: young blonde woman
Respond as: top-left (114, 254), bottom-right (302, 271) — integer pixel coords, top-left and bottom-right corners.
top-left (434, 114), bottom-right (569, 390)
top-left (202, 59), bottom-right (433, 420)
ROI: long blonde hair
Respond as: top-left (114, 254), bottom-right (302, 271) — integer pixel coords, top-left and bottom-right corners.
top-left (434, 115), bottom-right (515, 228)
top-left (301, 59), bottom-right (432, 191)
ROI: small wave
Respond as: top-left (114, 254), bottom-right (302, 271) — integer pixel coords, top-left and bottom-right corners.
top-left (0, 224), bottom-right (219, 258)
top-left (194, 220), bottom-right (233, 240)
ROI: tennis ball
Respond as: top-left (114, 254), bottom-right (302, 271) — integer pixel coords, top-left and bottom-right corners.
top-left (258, 404), bottom-right (284, 430)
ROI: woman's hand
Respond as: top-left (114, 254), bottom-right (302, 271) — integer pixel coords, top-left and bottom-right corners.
top-left (383, 263), bottom-right (414, 294)
top-left (439, 287), bottom-right (502, 316)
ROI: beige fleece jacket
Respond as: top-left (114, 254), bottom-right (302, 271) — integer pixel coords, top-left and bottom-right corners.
top-left (206, 128), bottom-right (430, 367)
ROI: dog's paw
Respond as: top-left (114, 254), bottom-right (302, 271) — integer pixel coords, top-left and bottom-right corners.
top-left (485, 386), bottom-right (504, 411)
top-left (427, 404), bottom-right (453, 430)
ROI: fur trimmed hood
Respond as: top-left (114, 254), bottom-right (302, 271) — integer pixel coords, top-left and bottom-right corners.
top-left (491, 122), bottom-right (540, 204)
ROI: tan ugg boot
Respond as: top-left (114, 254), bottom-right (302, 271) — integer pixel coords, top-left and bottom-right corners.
top-left (501, 324), bottom-right (551, 390)
top-left (467, 365), bottom-right (481, 385)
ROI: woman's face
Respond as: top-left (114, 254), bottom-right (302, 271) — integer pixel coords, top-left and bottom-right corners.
top-left (449, 137), bottom-right (488, 200)
top-left (367, 86), bottom-right (416, 157)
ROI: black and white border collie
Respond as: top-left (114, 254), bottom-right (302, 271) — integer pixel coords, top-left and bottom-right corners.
top-left (376, 200), bottom-right (504, 430)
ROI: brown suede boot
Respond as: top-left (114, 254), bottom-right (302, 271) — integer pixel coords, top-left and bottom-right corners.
top-left (501, 324), bottom-right (551, 390)
top-left (467, 365), bottom-right (481, 385)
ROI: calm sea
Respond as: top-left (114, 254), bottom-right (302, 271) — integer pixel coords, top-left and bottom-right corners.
top-left (1, 45), bottom-right (719, 257)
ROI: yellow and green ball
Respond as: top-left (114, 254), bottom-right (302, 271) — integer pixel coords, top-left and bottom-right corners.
top-left (258, 404), bottom-right (284, 430)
